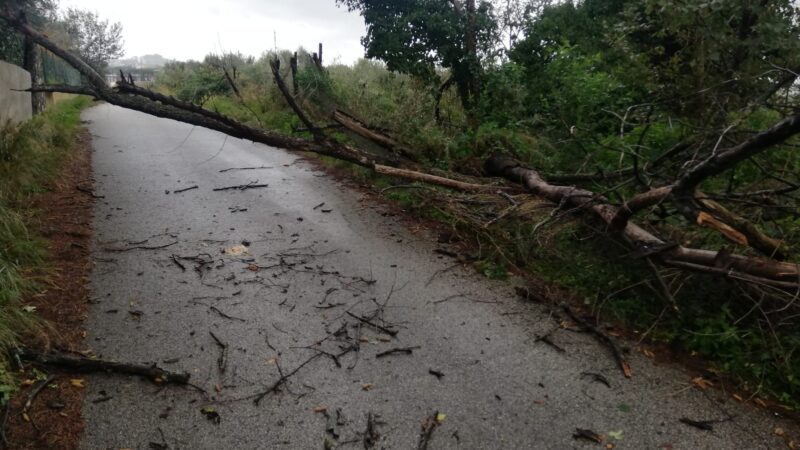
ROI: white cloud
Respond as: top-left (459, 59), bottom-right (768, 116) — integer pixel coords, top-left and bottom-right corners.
top-left (58, 0), bottom-right (368, 64)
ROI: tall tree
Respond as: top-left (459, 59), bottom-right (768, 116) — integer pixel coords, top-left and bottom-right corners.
top-left (336, 0), bottom-right (496, 120)
top-left (619, 0), bottom-right (800, 124)
top-left (59, 8), bottom-right (123, 71)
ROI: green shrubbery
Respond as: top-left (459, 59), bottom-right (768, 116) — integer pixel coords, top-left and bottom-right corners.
top-left (0, 95), bottom-right (91, 391)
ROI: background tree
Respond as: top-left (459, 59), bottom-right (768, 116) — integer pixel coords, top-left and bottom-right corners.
top-left (618, 0), bottom-right (800, 125)
top-left (336, 0), bottom-right (497, 118)
top-left (58, 8), bottom-right (123, 71)
top-left (0, 0), bottom-right (56, 65)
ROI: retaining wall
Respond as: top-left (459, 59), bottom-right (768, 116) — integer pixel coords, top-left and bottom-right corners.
top-left (0, 60), bottom-right (32, 125)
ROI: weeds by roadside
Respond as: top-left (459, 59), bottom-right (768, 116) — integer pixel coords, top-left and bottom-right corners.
top-left (0, 95), bottom-right (92, 394)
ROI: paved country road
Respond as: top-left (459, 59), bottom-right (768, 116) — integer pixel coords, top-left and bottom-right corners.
top-left (80, 104), bottom-right (792, 449)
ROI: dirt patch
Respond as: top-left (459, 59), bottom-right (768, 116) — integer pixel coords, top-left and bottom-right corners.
top-left (5, 129), bottom-right (93, 450)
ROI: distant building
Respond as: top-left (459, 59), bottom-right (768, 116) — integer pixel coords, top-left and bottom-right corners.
top-left (109, 54), bottom-right (169, 70)
top-left (106, 68), bottom-right (159, 86)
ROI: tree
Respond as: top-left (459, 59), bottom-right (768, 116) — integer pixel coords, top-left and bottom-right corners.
top-left (59, 8), bottom-right (123, 71)
top-left (493, 0), bottom-right (551, 56)
top-left (619, 0), bottom-right (800, 125)
top-left (336, 0), bottom-right (497, 118)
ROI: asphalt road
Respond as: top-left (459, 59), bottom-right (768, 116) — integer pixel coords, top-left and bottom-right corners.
top-left (80, 104), bottom-right (792, 449)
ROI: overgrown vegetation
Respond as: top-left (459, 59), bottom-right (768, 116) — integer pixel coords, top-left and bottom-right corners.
top-left (5, 0), bottom-right (798, 410)
top-left (145, 0), bottom-right (800, 408)
top-left (0, 95), bottom-right (91, 397)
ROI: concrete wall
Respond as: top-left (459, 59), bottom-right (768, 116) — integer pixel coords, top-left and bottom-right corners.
top-left (0, 60), bottom-right (32, 125)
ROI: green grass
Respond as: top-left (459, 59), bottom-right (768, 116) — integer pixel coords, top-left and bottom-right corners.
top-left (0, 95), bottom-right (91, 399)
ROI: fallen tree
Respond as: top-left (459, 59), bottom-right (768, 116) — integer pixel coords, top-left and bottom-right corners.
top-left (0, 6), bottom-right (503, 194)
top-left (3, 5), bottom-right (798, 289)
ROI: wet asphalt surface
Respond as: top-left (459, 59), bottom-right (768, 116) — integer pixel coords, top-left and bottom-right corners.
top-left (79, 104), bottom-right (794, 449)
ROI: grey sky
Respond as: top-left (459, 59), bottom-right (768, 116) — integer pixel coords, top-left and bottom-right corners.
top-left (59, 0), bottom-right (368, 64)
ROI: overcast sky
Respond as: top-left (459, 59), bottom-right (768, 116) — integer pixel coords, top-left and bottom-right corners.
top-left (59, 0), bottom-right (368, 64)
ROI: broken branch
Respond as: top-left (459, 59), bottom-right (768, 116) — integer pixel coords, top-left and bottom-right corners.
top-left (209, 331), bottom-right (228, 373)
top-left (345, 312), bottom-right (398, 337)
top-left (102, 241), bottom-right (178, 252)
top-left (561, 304), bottom-right (631, 378)
top-left (253, 353), bottom-right (324, 405)
top-left (375, 346), bottom-right (420, 358)
top-left (20, 352), bottom-right (190, 385)
top-left (213, 183), bottom-right (269, 192)
top-left (484, 154), bottom-right (800, 287)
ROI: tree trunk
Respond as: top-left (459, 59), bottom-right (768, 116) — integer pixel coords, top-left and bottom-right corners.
top-left (23, 36), bottom-right (45, 114)
top-left (290, 52), bottom-right (299, 96)
top-left (465, 0), bottom-right (480, 105)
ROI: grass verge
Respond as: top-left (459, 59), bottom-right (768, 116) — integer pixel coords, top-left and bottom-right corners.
top-left (0, 95), bottom-right (92, 400)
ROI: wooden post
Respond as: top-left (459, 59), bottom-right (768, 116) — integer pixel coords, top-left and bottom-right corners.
top-left (290, 52), bottom-right (299, 96)
top-left (318, 43), bottom-right (323, 67)
top-left (23, 37), bottom-right (45, 113)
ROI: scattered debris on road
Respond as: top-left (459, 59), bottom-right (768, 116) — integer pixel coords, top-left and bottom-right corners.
top-left (213, 181), bottom-right (269, 192)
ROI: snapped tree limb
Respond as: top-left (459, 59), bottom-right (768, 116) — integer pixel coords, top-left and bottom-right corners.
top-left (484, 154), bottom-right (799, 288)
top-left (672, 113), bottom-right (800, 220)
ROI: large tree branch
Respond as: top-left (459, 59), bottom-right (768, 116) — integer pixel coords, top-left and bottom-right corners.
top-left (546, 168), bottom-right (635, 184)
top-left (0, 9), bottom-right (399, 170)
top-left (485, 155), bottom-right (799, 288)
top-left (609, 183), bottom-right (784, 257)
top-left (375, 164), bottom-right (503, 192)
top-left (610, 185), bottom-right (673, 231)
top-left (672, 113), bottom-right (800, 216)
top-left (268, 58), bottom-right (325, 142)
